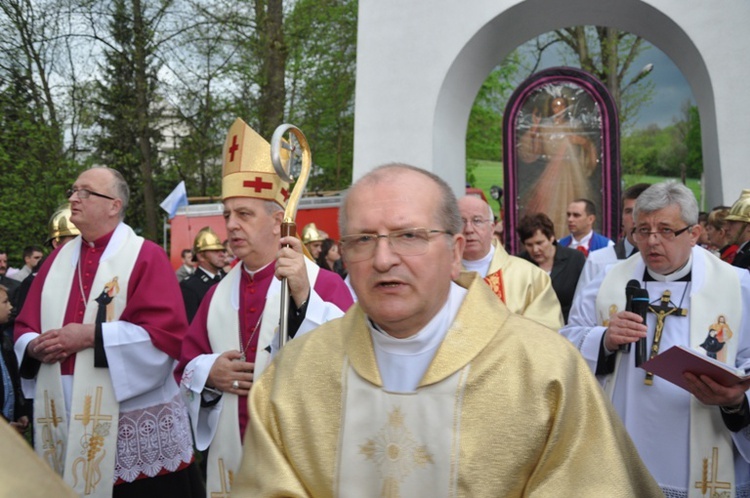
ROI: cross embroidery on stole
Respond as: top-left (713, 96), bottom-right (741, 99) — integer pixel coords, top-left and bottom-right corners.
top-left (210, 458), bottom-right (233, 498)
top-left (359, 406), bottom-right (434, 498)
top-left (38, 390), bottom-right (64, 473)
top-left (72, 386), bottom-right (113, 495)
top-left (695, 447), bottom-right (731, 497)
top-left (644, 290), bottom-right (688, 385)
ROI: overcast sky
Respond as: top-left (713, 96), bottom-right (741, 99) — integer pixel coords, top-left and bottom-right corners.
top-left (629, 45), bottom-right (694, 129)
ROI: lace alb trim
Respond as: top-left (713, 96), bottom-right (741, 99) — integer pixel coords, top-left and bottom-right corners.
top-left (114, 393), bottom-right (194, 482)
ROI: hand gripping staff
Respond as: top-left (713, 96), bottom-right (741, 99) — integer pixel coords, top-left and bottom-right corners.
top-left (270, 124), bottom-right (312, 350)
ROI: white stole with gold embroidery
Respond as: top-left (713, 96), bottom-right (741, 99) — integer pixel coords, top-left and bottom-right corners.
top-left (34, 224), bottom-right (143, 497)
top-left (203, 259), bottom-right (319, 497)
top-left (337, 362), bottom-right (467, 497)
top-left (596, 248), bottom-right (741, 497)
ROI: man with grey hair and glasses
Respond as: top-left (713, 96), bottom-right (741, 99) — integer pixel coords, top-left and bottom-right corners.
top-left (458, 195), bottom-right (563, 330)
top-left (231, 163), bottom-right (661, 497)
top-left (563, 180), bottom-right (750, 496)
top-left (14, 166), bottom-right (202, 496)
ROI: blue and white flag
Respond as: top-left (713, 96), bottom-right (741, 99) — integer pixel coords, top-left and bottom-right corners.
top-left (160, 181), bottom-right (188, 219)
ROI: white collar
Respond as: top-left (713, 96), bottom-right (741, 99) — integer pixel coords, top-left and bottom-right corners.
top-left (198, 267), bottom-right (218, 279)
top-left (462, 244), bottom-right (495, 276)
top-left (646, 254), bottom-right (693, 282)
top-left (569, 230), bottom-right (593, 248)
top-left (242, 260), bottom-right (273, 278)
top-left (367, 282), bottom-right (466, 354)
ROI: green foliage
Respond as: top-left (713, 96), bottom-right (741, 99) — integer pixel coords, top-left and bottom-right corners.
top-left (285, 0), bottom-right (357, 191)
top-left (0, 72), bottom-right (78, 264)
top-left (466, 55), bottom-right (521, 186)
top-left (620, 105), bottom-right (703, 180)
top-left (87, 0), bottom-right (163, 237)
top-left (684, 105), bottom-right (703, 178)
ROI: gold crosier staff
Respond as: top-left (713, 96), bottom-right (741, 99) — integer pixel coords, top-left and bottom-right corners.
top-left (270, 124), bottom-right (312, 349)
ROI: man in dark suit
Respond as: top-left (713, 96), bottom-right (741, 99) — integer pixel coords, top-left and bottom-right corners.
top-left (180, 227), bottom-right (227, 323)
top-left (726, 189), bottom-right (750, 270)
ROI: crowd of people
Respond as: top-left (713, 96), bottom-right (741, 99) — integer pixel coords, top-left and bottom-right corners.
top-left (1, 115), bottom-right (750, 497)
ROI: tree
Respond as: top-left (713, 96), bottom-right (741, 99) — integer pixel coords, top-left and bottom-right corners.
top-left (0, 71), bottom-right (77, 262)
top-left (0, 0), bottom-right (76, 261)
top-left (285, 0), bottom-right (357, 191)
top-left (679, 101), bottom-right (702, 178)
top-left (529, 27), bottom-right (655, 131)
top-left (158, 3), bottom-right (236, 198)
top-left (465, 56), bottom-right (521, 185)
top-left (88, 0), bottom-right (164, 239)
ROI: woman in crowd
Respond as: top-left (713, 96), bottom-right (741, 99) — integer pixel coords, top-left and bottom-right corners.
top-left (315, 238), bottom-right (347, 279)
top-left (516, 213), bottom-right (585, 323)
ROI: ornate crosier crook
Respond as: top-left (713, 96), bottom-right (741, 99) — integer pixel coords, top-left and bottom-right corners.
top-left (271, 124), bottom-right (312, 349)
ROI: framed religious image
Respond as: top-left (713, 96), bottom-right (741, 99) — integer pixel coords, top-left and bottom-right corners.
top-left (503, 67), bottom-right (620, 254)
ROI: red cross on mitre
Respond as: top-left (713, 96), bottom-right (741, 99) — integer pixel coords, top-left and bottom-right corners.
top-left (281, 188), bottom-right (290, 202)
top-left (243, 176), bottom-right (274, 193)
top-left (227, 135), bottom-right (240, 163)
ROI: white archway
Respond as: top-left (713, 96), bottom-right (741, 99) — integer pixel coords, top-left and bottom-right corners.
top-left (354, 0), bottom-right (750, 208)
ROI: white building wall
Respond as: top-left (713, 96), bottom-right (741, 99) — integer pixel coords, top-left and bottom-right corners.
top-left (353, 0), bottom-right (750, 208)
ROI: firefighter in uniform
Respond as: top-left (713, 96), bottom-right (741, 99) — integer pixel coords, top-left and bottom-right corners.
top-left (726, 189), bottom-right (750, 270)
top-left (301, 222), bottom-right (326, 260)
top-left (180, 227), bottom-right (227, 323)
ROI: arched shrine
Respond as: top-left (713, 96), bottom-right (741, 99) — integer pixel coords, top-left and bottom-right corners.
top-left (353, 0), bottom-right (750, 212)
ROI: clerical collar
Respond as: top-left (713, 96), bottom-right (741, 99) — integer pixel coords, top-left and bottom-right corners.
top-left (644, 254), bottom-right (692, 282)
top-left (367, 282), bottom-right (467, 354)
top-left (242, 260), bottom-right (273, 279)
top-left (81, 229), bottom-right (115, 249)
top-left (462, 244), bottom-right (494, 276)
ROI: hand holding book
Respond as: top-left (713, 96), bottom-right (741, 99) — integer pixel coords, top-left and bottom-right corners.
top-left (640, 345), bottom-right (750, 392)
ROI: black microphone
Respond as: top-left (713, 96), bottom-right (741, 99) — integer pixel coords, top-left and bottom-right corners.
top-left (626, 282), bottom-right (650, 367)
top-left (620, 280), bottom-right (641, 352)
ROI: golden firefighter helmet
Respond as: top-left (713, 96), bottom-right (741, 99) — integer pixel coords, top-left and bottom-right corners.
top-left (725, 189), bottom-right (750, 224)
top-left (301, 223), bottom-right (325, 245)
top-left (47, 203), bottom-right (80, 245)
top-left (193, 227), bottom-right (225, 254)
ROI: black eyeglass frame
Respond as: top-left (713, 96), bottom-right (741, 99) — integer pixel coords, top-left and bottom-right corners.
top-left (66, 187), bottom-right (116, 201)
top-left (631, 224), bottom-right (693, 241)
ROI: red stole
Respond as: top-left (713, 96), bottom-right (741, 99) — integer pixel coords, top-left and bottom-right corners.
top-left (484, 269), bottom-right (506, 304)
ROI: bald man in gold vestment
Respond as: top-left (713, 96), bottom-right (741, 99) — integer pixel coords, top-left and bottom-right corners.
top-left (232, 164), bottom-right (661, 497)
top-left (458, 196), bottom-right (563, 330)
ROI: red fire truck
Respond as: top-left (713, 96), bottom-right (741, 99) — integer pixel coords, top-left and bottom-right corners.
top-left (166, 188), bottom-right (489, 270)
top-left (166, 194), bottom-right (343, 270)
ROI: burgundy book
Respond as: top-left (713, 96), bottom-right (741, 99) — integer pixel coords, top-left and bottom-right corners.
top-left (640, 345), bottom-right (750, 391)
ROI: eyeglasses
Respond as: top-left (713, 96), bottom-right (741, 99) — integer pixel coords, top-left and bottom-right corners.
top-left (632, 225), bottom-right (693, 242)
top-left (66, 187), bottom-right (116, 201)
top-left (340, 227), bottom-right (453, 262)
top-left (461, 217), bottom-right (491, 228)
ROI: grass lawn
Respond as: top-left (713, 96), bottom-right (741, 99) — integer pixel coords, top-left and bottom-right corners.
top-left (467, 159), bottom-right (703, 217)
